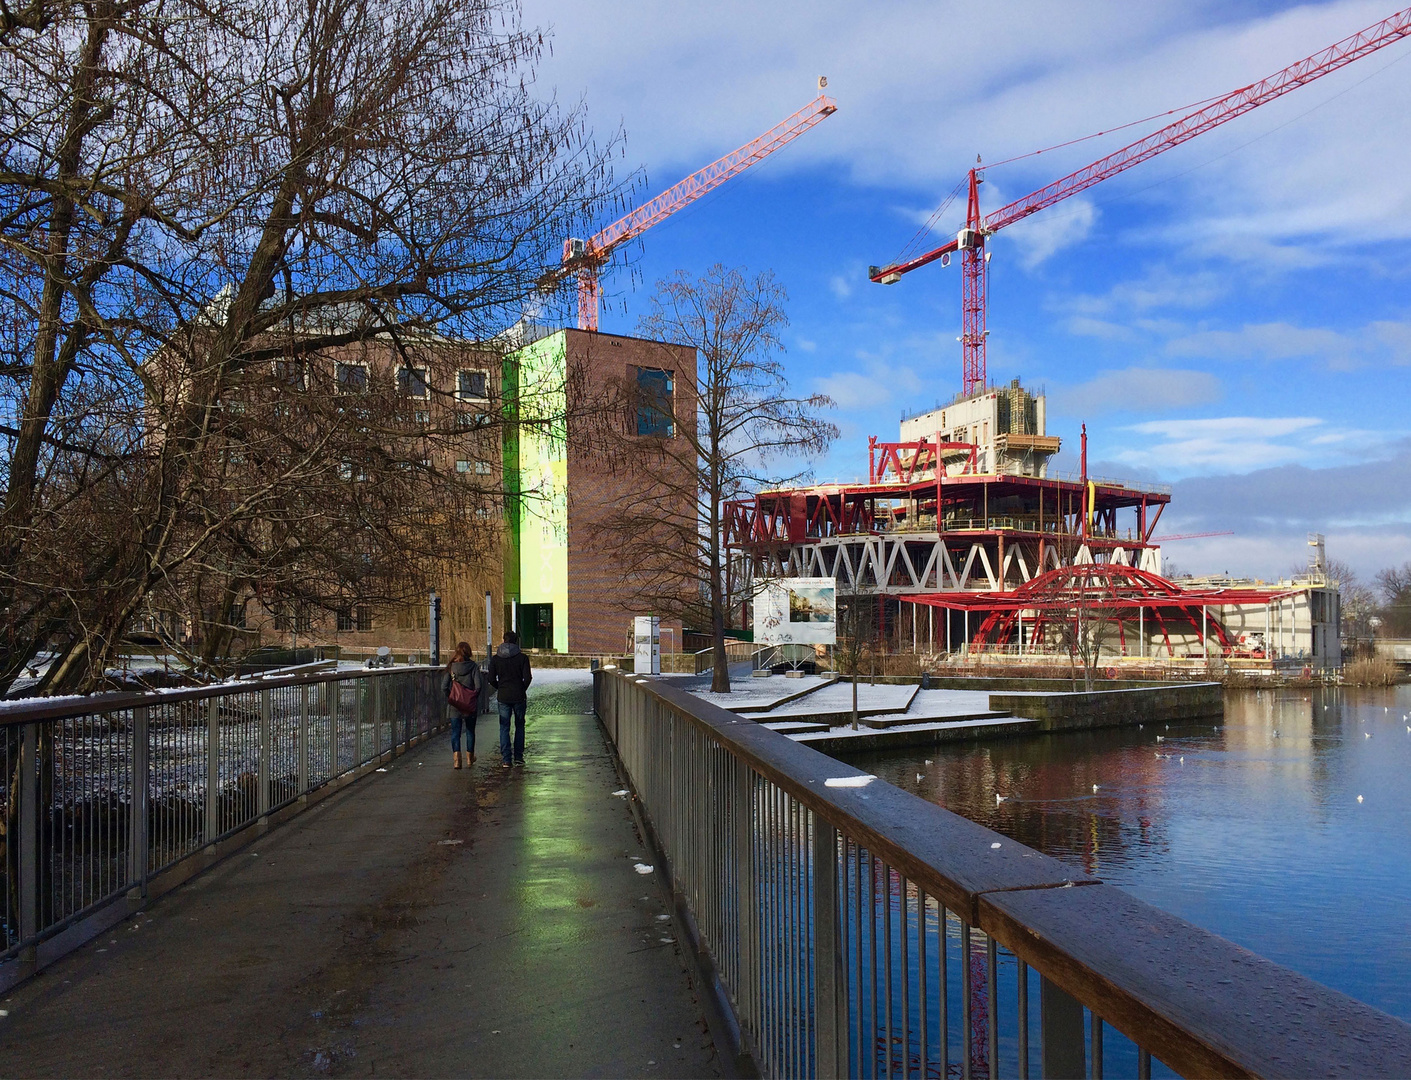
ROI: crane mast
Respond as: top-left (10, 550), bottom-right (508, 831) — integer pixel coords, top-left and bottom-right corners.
top-left (563, 82), bottom-right (837, 332)
top-left (871, 7), bottom-right (1411, 397)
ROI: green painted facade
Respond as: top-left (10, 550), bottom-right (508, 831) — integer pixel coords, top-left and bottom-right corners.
top-left (503, 331), bottom-right (569, 653)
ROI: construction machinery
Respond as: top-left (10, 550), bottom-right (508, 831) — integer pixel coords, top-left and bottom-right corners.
top-left (562, 79), bottom-right (837, 332)
top-left (869, 8), bottom-right (1411, 397)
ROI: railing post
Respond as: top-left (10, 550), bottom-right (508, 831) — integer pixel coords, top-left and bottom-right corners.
top-left (298, 685), bottom-right (310, 794)
top-left (373, 675), bottom-right (384, 757)
top-left (734, 760), bottom-right (757, 1047)
top-left (129, 707), bottom-right (150, 898)
top-left (1040, 975), bottom-right (1086, 1079)
top-left (205, 696), bottom-right (220, 842)
top-left (258, 690), bottom-right (272, 818)
top-left (17, 722), bottom-right (38, 963)
top-left (812, 817), bottom-right (846, 1079)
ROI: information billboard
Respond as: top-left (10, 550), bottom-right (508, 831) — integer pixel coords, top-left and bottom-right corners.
top-left (753, 577), bottom-right (836, 646)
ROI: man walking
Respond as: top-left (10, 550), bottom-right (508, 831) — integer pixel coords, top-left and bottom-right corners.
top-left (488, 629), bottom-right (533, 768)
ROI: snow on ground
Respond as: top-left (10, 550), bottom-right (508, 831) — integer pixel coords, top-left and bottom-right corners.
top-left (692, 674), bottom-right (831, 711)
top-left (765, 681), bottom-right (915, 717)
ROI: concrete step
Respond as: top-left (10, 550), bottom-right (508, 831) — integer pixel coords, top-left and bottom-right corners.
top-left (761, 720), bottom-right (831, 735)
top-left (863, 710), bottom-right (1011, 730)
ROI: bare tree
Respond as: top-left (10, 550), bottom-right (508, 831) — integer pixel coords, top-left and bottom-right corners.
top-left (1025, 563), bottom-right (1127, 691)
top-left (0, 0), bottom-right (620, 694)
top-left (1375, 562), bottom-right (1411, 638)
top-left (589, 265), bottom-right (838, 692)
top-left (834, 595), bottom-right (877, 730)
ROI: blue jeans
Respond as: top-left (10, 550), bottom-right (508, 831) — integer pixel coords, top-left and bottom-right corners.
top-left (450, 711), bottom-right (475, 754)
top-left (498, 700), bottom-right (526, 763)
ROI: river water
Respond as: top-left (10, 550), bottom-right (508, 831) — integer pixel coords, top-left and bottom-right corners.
top-left (846, 684), bottom-right (1411, 1022)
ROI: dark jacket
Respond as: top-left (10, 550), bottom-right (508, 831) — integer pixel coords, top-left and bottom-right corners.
top-left (487, 642), bottom-right (532, 705)
top-left (443, 658), bottom-right (481, 716)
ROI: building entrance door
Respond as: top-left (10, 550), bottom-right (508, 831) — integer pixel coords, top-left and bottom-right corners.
top-left (520, 603), bottom-right (554, 651)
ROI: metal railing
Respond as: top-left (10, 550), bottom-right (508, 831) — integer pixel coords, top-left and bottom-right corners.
top-left (1, 665), bottom-right (443, 991)
top-left (595, 669), bottom-right (1411, 1079)
top-left (694, 640), bottom-right (757, 674)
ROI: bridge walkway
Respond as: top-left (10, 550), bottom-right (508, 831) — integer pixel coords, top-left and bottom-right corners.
top-left (0, 675), bottom-right (723, 1078)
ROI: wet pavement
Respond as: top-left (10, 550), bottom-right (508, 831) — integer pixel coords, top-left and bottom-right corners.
top-left (0, 676), bottom-right (724, 1078)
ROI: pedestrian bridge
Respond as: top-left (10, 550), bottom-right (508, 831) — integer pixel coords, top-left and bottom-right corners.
top-left (3, 665), bottom-right (1411, 1077)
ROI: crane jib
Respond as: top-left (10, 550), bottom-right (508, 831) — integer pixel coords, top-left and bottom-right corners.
top-left (867, 4), bottom-right (1411, 394)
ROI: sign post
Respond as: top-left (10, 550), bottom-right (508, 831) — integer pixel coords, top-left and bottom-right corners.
top-left (634, 616), bottom-right (661, 675)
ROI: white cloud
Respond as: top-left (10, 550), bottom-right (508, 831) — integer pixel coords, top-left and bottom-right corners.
top-left (525, 0), bottom-right (1411, 260)
top-left (1115, 415), bottom-right (1327, 473)
top-left (1003, 198), bottom-right (1097, 269)
top-left (813, 355), bottom-right (927, 413)
top-left (1053, 367), bottom-right (1222, 416)
top-left (1068, 267), bottom-right (1226, 318)
top-left (1166, 319), bottom-right (1411, 369)
top-left (828, 274), bottom-right (853, 300)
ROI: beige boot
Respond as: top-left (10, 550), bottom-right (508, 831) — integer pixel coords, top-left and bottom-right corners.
top-left (453, 751), bottom-right (462, 769)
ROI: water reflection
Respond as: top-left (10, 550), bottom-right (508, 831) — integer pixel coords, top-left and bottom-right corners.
top-left (848, 685), bottom-right (1411, 1022)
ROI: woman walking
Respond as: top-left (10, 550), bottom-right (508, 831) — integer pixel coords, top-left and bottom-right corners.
top-left (444, 641), bottom-right (482, 769)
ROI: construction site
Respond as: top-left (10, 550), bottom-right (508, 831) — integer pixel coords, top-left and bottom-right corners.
top-left (725, 385), bottom-right (1342, 678)
top-left (221, 13), bottom-right (1411, 679)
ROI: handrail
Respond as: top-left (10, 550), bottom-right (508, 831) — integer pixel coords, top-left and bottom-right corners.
top-left (2, 665), bottom-right (446, 993)
top-left (596, 668), bottom-right (1411, 1078)
top-left (0, 664), bottom-right (437, 728)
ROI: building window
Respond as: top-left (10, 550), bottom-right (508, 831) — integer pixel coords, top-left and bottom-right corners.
top-left (227, 604), bottom-right (246, 630)
top-left (273, 358), bottom-right (305, 389)
top-left (357, 606), bottom-right (373, 632)
top-left (396, 607), bottom-right (413, 630)
top-left (456, 459), bottom-right (471, 474)
top-left (397, 366), bottom-right (429, 398)
top-left (457, 370), bottom-right (488, 400)
top-left (414, 409), bottom-right (430, 425)
top-left (338, 461), bottom-right (369, 482)
top-left (456, 409), bottom-right (490, 430)
top-left (295, 607), bottom-right (312, 633)
top-left (336, 362), bottom-right (368, 393)
top-left (337, 609), bottom-right (355, 632)
top-left (475, 459), bottom-right (492, 475)
top-left (635, 367), bottom-right (674, 437)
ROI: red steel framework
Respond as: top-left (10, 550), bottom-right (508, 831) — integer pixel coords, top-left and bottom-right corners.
top-left (904, 563), bottom-right (1301, 658)
top-left (870, 7), bottom-right (1411, 396)
top-left (562, 83), bottom-right (837, 331)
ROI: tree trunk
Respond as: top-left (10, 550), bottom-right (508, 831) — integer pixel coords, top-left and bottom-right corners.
top-left (709, 489), bottom-right (729, 694)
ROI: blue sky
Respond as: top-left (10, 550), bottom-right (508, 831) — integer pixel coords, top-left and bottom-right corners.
top-left (523, 0), bottom-right (1411, 582)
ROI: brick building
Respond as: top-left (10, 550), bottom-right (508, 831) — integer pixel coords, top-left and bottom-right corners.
top-left (504, 326), bottom-right (697, 656)
top-left (153, 324), bottom-right (700, 662)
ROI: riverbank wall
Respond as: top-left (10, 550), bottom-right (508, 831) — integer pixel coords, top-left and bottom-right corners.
top-left (989, 682), bottom-right (1224, 731)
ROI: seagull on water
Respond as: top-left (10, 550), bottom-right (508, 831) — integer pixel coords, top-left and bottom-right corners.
top-left (1092, 784), bottom-right (1099, 793)
top-left (996, 793), bottom-right (1008, 804)
top-left (1156, 735), bottom-right (1165, 742)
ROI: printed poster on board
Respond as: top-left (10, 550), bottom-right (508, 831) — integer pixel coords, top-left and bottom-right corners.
top-left (753, 577), bottom-right (837, 645)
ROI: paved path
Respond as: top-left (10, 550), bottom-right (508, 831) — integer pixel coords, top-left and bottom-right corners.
top-left (0, 674), bottom-right (724, 1078)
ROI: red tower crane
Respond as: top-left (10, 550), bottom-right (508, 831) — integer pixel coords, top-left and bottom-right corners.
top-left (562, 80), bottom-right (837, 332)
top-left (869, 8), bottom-right (1411, 397)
